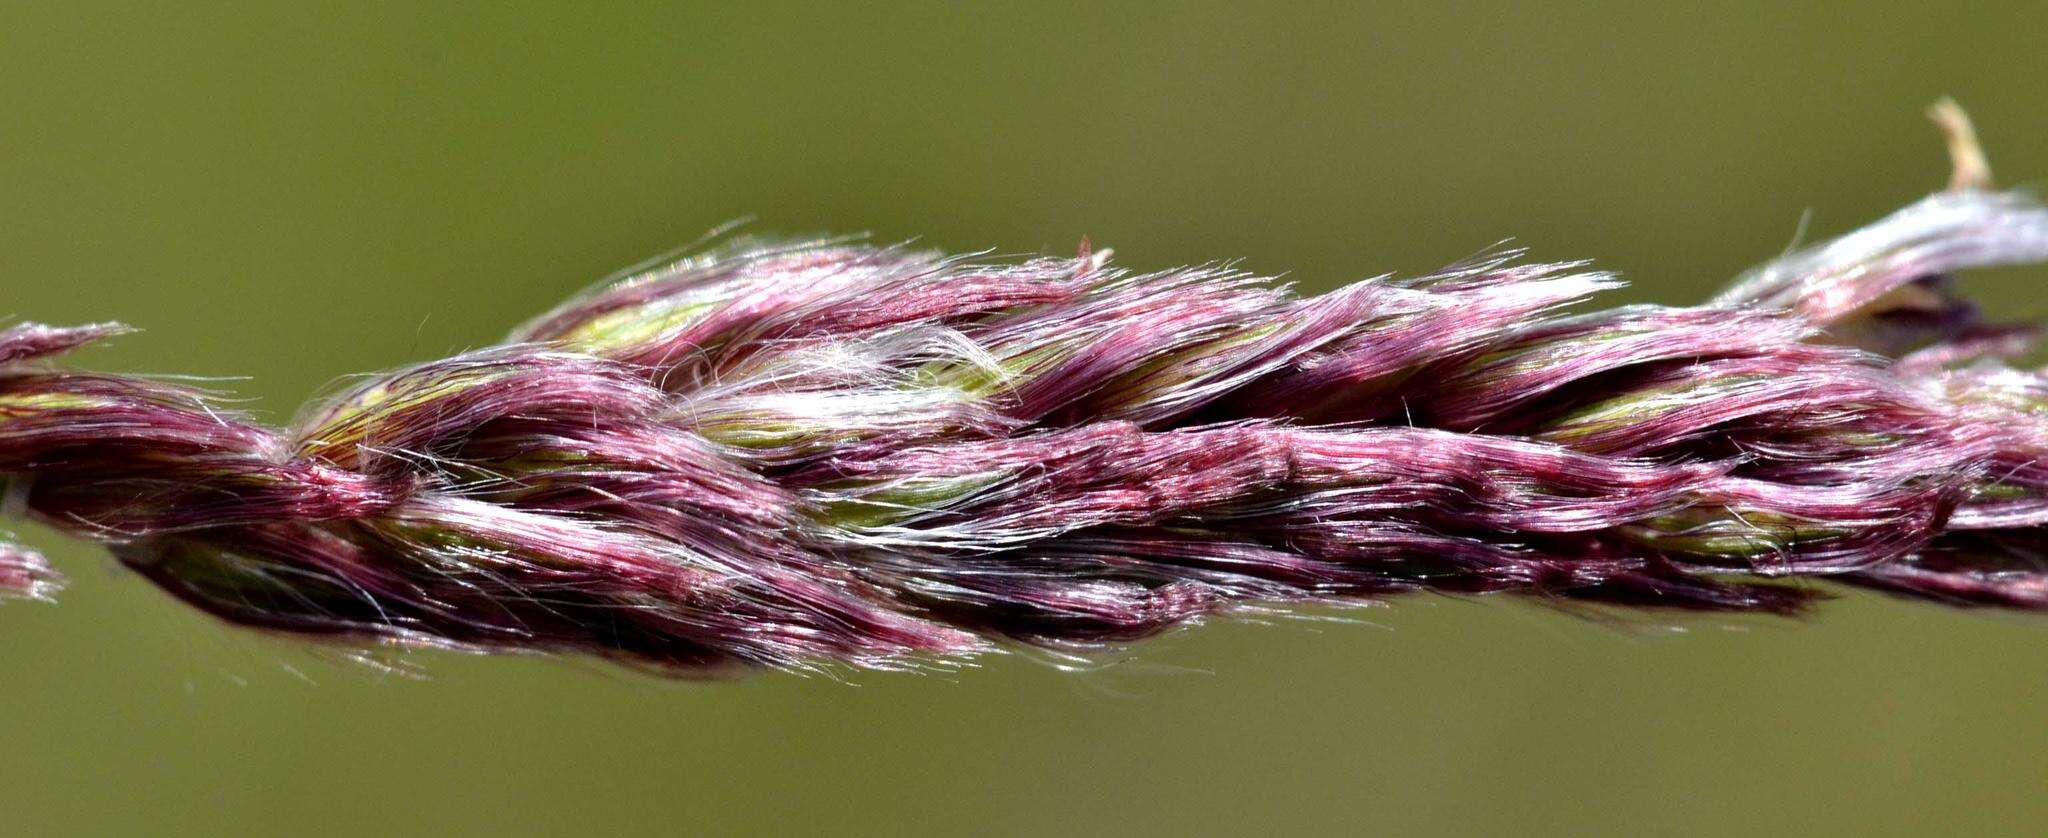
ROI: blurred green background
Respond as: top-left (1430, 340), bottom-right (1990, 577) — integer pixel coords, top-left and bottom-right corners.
top-left (3, 3), bottom-right (2045, 835)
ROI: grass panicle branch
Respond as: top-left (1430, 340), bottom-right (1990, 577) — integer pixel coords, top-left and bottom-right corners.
top-left (6, 107), bottom-right (2048, 674)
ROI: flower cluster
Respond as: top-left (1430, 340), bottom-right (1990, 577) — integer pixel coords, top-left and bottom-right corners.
top-left (6, 129), bottom-right (2048, 673)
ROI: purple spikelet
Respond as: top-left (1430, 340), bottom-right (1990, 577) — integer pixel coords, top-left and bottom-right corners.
top-left (7, 108), bottom-right (2048, 674)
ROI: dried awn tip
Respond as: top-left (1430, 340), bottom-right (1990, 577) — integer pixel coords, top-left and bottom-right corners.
top-left (1930, 96), bottom-right (1994, 192)
top-left (5, 104), bottom-right (2048, 674)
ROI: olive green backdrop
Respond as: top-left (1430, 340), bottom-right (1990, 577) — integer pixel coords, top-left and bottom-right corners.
top-left (2, 3), bottom-right (2044, 836)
